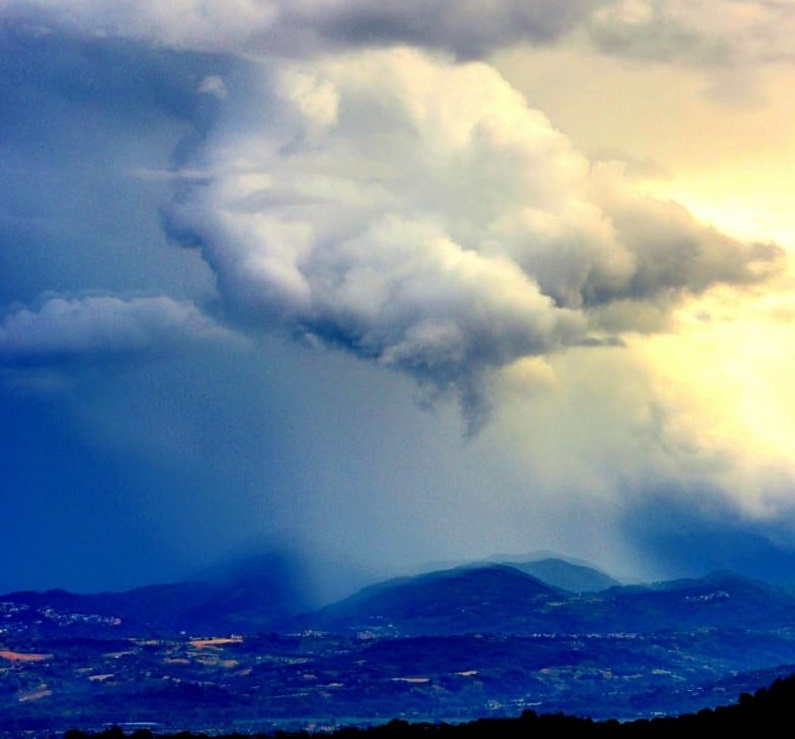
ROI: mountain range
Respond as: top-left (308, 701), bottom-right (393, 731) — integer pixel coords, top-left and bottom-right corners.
top-left (301, 563), bottom-right (795, 636)
top-left (4, 555), bottom-right (793, 638)
top-left (4, 555), bottom-right (795, 733)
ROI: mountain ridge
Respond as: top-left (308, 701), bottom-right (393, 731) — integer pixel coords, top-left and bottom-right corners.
top-left (5, 558), bottom-right (795, 639)
top-left (4, 558), bottom-right (795, 732)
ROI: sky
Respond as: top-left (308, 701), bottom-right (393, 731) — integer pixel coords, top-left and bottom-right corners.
top-left (2, 0), bottom-right (795, 599)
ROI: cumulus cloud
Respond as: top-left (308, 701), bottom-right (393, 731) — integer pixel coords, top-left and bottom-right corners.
top-left (163, 47), bottom-right (782, 432)
top-left (0, 3), bottom-right (784, 434)
top-left (0, 295), bottom-right (236, 366)
top-left (198, 74), bottom-right (228, 99)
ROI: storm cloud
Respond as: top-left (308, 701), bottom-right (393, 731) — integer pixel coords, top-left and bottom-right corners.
top-left (6, 0), bottom-right (793, 69)
top-left (1, 1), bottom-right (793, 594)
top-left (1, 0), bottom-right (595, 59)
top-left (0, 7), bottom-right (784, 433)
top-left (163, 48), bottom-right (782, 431)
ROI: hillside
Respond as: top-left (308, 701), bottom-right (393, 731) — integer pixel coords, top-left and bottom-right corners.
top-left (300, 565), bottom-right (795, 637)
top-left (304, 564), bottom-right (561, 635)
top-left (504, 558), bottom-right (621, 593)
top-left (1, 553), bottom-right (311, 638)
top-left (4, 562), bottom-right (795, 733)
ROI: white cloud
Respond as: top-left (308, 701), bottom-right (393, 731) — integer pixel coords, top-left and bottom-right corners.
top-left (162, 48), bottom-right (781, 432)
top-left (0, 295), bottom-right (237, 365)
top-left (198, 74), bottom-right (227, 99)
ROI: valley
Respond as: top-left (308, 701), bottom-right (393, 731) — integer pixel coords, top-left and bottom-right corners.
top-left (3, 559), bottom-right (795, 736)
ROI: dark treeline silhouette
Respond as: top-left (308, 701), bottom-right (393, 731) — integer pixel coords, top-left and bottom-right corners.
top-left (61, 674), bottom-right (795, 739)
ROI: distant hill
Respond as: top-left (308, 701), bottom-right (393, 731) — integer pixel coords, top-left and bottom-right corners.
top-left (303, 564), bottom-right (562, 635)
top-left (0, 551), bottom-right (311, 637)
top-left (300, 565), bottom-right (795, 637)
top-left (501, 557), bottom-right (621, 592)
top-left (603, 570), bottom-right (795, 631)
top-left (5, 561), bottom-right (795, 640)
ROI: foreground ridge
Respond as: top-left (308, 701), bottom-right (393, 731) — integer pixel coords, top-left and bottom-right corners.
top-left (57, 674), bottom-right (795, 739)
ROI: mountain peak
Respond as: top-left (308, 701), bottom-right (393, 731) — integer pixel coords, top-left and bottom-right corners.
top-left (500, 557), bottom-right (621, 593)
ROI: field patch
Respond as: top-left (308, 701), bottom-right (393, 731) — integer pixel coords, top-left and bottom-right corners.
top-left (0, 651), bottom-right (52, 663)
top-left (190, 637), bottom-right (243, 650)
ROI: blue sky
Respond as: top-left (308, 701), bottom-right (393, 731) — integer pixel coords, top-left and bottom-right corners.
top-left (3, 0), bottom-right (795, 597)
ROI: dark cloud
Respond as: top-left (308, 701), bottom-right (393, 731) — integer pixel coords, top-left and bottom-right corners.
top-left (0, 344), bottom-right (308, 594)
top-left (0, 22), bottom-right (226, 123)
top-left (0, 23), bottom-right (241, 378)
top-left (584, 181), bottom-right (784, 307)
top-left (0, 23), bottom-right (227, 308)
top-left (296, 0), bottom-right (598, 59)
top-left (5, 0), bottom-right (794, 74)
top-left (620, 487), bottom-right (795, 585)
top-left (1, 0), bottom-right (599, 60)
top-left (587, 9), bottom-right (730, 66)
